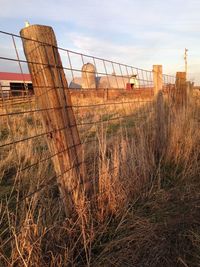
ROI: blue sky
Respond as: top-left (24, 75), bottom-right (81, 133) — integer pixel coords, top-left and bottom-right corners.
top-left (0, 0), bottom-right (200, 83)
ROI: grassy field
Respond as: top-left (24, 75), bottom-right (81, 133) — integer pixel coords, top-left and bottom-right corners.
top-left (0, 93), bottom-right (200, 266)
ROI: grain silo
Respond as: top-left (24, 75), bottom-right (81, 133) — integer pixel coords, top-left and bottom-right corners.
top-left (82, 63), bottom-right (96, 89)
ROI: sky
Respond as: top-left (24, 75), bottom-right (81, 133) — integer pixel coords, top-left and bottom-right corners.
top-left (0, 0), bottom-right (200, 84)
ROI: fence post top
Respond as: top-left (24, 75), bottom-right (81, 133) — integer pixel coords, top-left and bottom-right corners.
top-left (20, 24), bottom-right (54, 32)
top-left (20, 24), bottom-right (56, 46)
top-left (153, 65), bottom-right (163, 73)
top-left (153, 65), bottom-right (162, 67)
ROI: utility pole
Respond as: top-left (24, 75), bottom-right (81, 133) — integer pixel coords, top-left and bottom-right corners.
top-left (184, 48), bottom-right (188, 80)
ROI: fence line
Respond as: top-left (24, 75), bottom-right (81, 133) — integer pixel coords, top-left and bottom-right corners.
top-left (0, 25), bottom-right (196, 219)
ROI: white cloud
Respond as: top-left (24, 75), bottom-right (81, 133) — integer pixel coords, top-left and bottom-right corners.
top-left (67, 32), bottom-right (154, 67)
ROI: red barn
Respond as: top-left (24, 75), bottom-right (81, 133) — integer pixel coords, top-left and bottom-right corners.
top-left (0, 72), bottom-right (33, 97)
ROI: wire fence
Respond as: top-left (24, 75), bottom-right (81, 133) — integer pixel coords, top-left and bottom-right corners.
top-left (0, 27), bottom-right (196, 219)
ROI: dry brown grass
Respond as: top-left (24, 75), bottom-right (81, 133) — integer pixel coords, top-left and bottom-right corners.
top-left (0, 94), bottom-right (199, 266)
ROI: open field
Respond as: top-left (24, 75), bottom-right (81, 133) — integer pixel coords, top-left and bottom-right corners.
top-left (0, 91), bottom-right (200, 266)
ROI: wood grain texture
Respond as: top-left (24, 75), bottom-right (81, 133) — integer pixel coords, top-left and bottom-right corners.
top-left (20, 25), bottom-right (86, 217)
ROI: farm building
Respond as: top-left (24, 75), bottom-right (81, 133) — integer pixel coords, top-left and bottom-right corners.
top-left (0, 72), bottom-right (33, 97)
top-left (0, 67), bottom-right (140, 98)
top-left (69, 75), bottom-right (131, 89)
top-left (69, 63), bottom-right (139, 89)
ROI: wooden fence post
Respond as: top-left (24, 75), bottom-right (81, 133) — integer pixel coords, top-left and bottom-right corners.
top-left (153, 65), bottom-right (166, 161)
top-left (20, 25), bottom-right (88, 217)
top-left (175, 72), bottom-right (186, 108)
top-left (153, 65), bottom-right (163, 96)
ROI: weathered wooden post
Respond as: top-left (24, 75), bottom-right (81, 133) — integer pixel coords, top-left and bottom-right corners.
top-left (153, 65), bottom-right (163, 96)
top-left (175, 72), bottom-right (186, 108)
top-left (153, 65), bottom-right (165, 161)
top-left (20, 25), bottom-right (88, 217)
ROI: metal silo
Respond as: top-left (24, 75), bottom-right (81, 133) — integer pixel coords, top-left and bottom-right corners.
top-left (82, 63), bottom-right (96, 89)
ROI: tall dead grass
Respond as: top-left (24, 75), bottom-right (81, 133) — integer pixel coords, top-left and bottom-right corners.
top-left (0, 94), bottom-right (199, 266)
